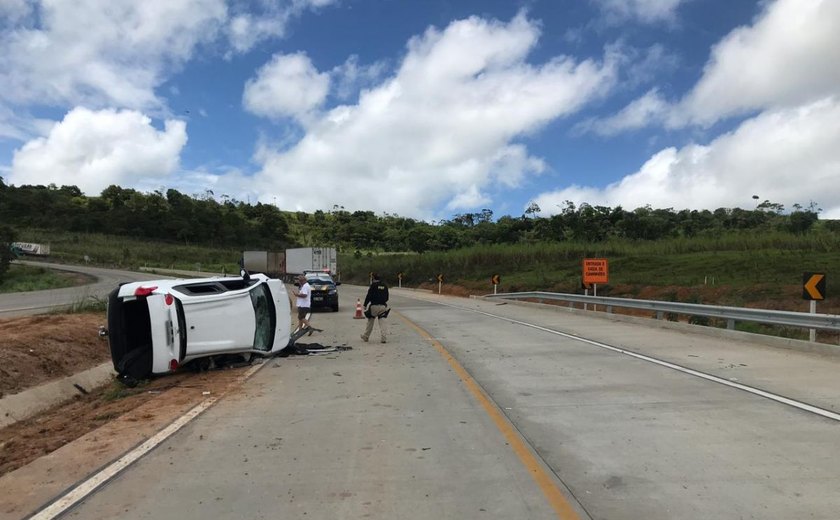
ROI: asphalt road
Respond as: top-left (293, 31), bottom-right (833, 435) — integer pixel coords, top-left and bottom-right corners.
top-left (57, 283), bottom-right (840, 520)
top-left (0, 261), bottom-right (167, 318)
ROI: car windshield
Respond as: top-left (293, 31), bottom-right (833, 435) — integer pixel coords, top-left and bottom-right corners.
top-left (249, 283), bottom-right (276, 351)
top-left (306, 275), bottom-right (333, 285)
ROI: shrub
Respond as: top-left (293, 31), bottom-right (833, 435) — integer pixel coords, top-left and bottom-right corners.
top-left (0, 224), bottom-right (16, 283)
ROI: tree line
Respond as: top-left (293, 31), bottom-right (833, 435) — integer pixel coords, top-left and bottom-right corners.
top-left (0, 177), bottom-right (832, 265)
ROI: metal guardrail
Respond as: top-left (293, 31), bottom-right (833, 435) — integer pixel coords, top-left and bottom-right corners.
top-left (485, 291), bottom-right (840, 334)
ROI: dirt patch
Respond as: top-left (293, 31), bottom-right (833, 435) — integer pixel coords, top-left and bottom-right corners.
top-left (417, 282), bottom-right (473, 298)
top-left (0, 313), bottom-right (109, 398)
top-left (0, 376), bottom-right (176, 476)
top-left (0, 311), bottom-right (260, 480)
top-left (0, 366), bottom-right (257, 519)
top-left (0, 364), bottom-right (254, 478)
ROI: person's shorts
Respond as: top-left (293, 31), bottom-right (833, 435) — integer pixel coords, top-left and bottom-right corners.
top-left (298, 307), bottom-right (311, 319)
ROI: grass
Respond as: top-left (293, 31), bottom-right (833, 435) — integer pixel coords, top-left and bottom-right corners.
top-left (101, 380), bottom-right (147, 401)
top-left (0, 264), bottom-right (87, 293)
top-left (8, 227), bottom-right (840, 317)
top-left (50, 295), bottom-right (108, 315)
top-left (340, 235), bottom-right (840, 293)
top-left (11, 228), bottom-right (242, 274)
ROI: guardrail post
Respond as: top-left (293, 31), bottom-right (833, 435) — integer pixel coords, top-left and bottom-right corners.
top-left (727, 319), bottom-right (735, 330)
top-left (656, 311), bottom-right (663, 320)
top-left (606, 305), bottom-right (613, 314)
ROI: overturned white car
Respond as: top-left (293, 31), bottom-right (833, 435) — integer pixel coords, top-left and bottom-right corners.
top-left (105, 273), bottom-right (291, 380)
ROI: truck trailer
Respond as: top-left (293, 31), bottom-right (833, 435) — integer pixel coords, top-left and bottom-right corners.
top-left (242, 247), bottom-right (337, 280)
top-left (242, 250), bottom-right (286, 278)
top-left (285, 247), bottom-right (337, 277)
top-left (11, 242), bottom-right (51, 256)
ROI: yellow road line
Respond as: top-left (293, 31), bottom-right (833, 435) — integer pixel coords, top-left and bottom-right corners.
top-left (399, 312), bottom-right (583, 520)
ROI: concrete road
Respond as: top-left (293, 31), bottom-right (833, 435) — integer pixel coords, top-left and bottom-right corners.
top-left (0, 261), bottom-right (169, 318)
top-left (61, 285), bottom-right (840, 519)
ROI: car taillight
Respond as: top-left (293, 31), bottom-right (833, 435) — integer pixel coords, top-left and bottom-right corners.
top-left (164, 293), bottom-right (174, 306)
top-left (134, 286), bottom-right (158, 297)
top-left (169, 359), bottom-right (179, 371)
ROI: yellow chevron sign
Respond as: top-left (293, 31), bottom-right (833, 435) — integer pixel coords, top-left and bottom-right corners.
top-left (491, 274), bottom-right (500, 285)
top-left (802, 272), bottom-right (826, 300)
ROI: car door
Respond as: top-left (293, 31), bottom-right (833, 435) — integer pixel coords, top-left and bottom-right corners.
top-left (146, 293), bottom-right (181, 374)
top-left (181, 291), bottom-right (256, 357)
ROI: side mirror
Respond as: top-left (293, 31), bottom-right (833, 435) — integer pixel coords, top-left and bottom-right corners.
top-left (335, 281), bottom-right (342, 286)
top-left (240, 268), bottom-right (250, 281)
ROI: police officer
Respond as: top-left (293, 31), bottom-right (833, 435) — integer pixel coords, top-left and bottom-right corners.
top-left (361, 273), bottom-right (389, 343)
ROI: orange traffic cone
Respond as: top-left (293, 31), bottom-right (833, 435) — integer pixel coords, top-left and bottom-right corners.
top-left (353, 299), bottom-right (364, 319)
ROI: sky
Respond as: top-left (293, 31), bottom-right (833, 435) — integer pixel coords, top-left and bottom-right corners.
top-left (1, 0), bottom-right (839, 221)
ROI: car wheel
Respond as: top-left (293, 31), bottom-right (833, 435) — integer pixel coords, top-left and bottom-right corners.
top-left (333, 305), bottom-right (339, 312)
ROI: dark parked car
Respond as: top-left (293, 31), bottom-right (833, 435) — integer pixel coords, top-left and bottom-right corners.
top-left (304, 271), bottom-right (340, 312)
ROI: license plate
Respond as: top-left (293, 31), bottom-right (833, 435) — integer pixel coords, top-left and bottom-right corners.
top-left (313, 296), bottom-right (323, 301)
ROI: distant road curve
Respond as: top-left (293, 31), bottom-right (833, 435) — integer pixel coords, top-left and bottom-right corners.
top-left (0, 261), bottom-right (170, 318)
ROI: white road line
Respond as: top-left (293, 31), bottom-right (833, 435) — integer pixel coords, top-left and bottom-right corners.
top-left (28, 362), bottom-right (265, 520)
top-left (440, 301), bottom-right (840, 423)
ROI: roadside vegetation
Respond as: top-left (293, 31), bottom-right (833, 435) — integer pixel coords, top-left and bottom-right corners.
top-left (342, 233), bottom-right (840, 291)
top-left (0, 263), bottom-right (90, 293)
top-left (1, 177), bottom-right (838, 317)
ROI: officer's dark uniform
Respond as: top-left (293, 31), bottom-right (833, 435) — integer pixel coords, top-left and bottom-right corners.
top-left (361, 275), bottom-right (389, 343)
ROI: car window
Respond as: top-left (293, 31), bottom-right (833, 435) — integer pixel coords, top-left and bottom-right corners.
top-left (306, 274), bottom-right (334, 284)
top-left (173, 279), bottom-right (257, 296)
top-left (249, 283), bottom-right (276, 351)
top-left (219, 279), bottom-right (258, 290)
top-left (173, 282), bottom-right (225, 295)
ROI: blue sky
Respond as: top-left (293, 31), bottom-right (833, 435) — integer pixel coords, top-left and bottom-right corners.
top-left (1, 0), bottom-right (839, 221)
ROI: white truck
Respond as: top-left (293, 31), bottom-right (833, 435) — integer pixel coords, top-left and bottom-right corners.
top-left (242, 251), bottom-right (286, 278)
top-left (285, 247), bottom-right (337, 277)
top-left (11, 242), bottom-right (51, 256)
top-left (242, 247), bottom-right (338, 281)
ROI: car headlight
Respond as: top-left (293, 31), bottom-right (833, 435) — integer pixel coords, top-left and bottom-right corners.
top-left (328, 289), bottom-right (337, 295)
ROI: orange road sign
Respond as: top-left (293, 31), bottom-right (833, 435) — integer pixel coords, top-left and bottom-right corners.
top-left (491, 274), bottom-right (500, 285)
top-left (803, 272), bottom-right (826, 300)
top-left (582, 258), bottom-right (608, 285)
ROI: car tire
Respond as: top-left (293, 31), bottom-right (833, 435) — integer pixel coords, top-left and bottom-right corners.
top-left (333, 305), bottom-right (339, 312)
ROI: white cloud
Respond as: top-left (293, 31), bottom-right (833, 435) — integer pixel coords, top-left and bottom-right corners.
top-left (578, 88), bottom-right (668, 135)
top-left (8, 107), bottom-right (187, 195)
top-left (624, 44), bottom-right (680, 88)
top-left (243, 53), bottom-right (331, 120)
top-left (585, 0), bottom-right (840, 135)
top-left (591, 0), bottom-right (688, 24)
top-left (250, 13), bottom-right (618, 219)
top-left (0, 0), bottom-right (227, 112)
top-left (225, 0), bottom-right (338, 54)
top-left (674, 0), bottom-right (840, 127)
top-left (332, 55), bottom-right (389, 101)
top-left (226, 11), bottom-right (291, 54)
top-left (0, 0), bottom-right (33, 26)
top-left (534, 97), bottom-right (840, 217)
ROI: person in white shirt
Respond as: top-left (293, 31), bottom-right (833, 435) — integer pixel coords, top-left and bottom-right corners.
top-left (291, 274), bottom-right (312, 331)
